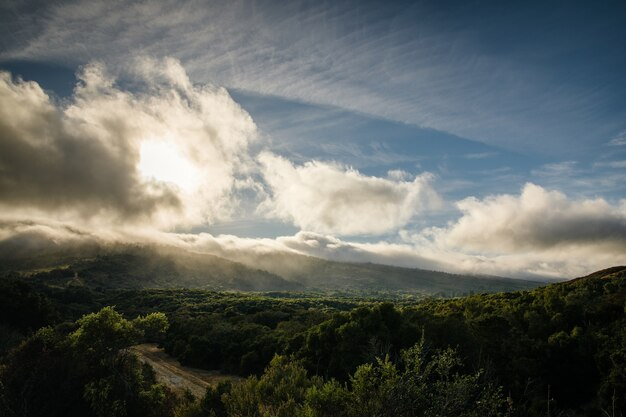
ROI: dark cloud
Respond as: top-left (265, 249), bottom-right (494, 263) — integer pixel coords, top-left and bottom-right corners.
top-left (0, 69), bottom-right (180, 220)
top-left (0, 58), bottom-right (257, 227)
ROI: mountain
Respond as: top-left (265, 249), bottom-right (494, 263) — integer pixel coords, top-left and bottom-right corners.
top-left (26, 246), bottom-right (301, 292)
top-left (1, 241), bottom-right (544, 295)
top-left (216, 250), bottom-right (544, 294)
top-left (286, 258), bottom-right (541, 294)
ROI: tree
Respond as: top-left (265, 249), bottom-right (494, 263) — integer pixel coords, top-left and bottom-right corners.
top-left (224, 355), bottom-right (318, 417)
top-left (133, 312), bottom-right (169, 343)
top-left (300, 380), bottom-right (350, 417)
top-left (70, 307), bottom-right (140, 361)
top-left (348, 356), bottom-right (399, 417)
top-left (0, 307), bottom-right (177, 417)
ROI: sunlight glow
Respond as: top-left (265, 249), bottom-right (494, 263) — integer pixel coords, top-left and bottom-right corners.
top-left (138, 140), bottom-right (199, 191)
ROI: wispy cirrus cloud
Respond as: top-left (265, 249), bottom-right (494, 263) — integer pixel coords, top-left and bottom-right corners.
top-left (2, 0), bottom-right (624, 155)
top-left (608, 130), bottom-right (626, 146)
top-left (530, 161), bottom-right (578, 178)
top-left (462, 152), bottom-right (498, 160)
top-left (593, 160), bottom-right (626, 169)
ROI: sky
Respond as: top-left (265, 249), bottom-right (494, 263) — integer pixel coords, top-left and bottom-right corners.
top-left (0, 0), bottom-right (625, 279)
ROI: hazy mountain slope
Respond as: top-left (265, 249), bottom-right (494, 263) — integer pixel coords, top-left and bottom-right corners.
top-left (216, 250), bottom-right (544, 294)
top-left (568, 265), bottom-right (626, 282)
top-left (2, 236), bottom-right (544, 294)
top-left (291, 259), bottom-right (541, 293)
top-left (26, 246), bottom-right (302, 291)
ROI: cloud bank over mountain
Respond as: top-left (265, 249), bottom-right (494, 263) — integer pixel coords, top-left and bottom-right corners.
top-left (0, 58), bottom-right (624, 279)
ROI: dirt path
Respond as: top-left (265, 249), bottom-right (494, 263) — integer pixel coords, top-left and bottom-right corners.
top-left (130, 343), bottom-right (242, 399)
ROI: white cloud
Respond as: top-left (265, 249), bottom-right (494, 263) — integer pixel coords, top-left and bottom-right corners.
top-left (258, 153), bottom-right (441, 235)
top-left (608, 130), bottom-right (626, 146)
top-left (593, 160), bottom-right (626, 169)
top-left (462, 152), bottom-right (498, 159)
top-left (174, 228), bottom-right (624, 280)
top-left (431, 183), bottom-right (626, 253)
top-left (387, 169), bottom-right (413, 181)
top-left (192, 184), bottom-right (626, 278)
top-left (1, 205), bottom-right (623, 281)
top-left (531, 161), bottom-right (577, 178)
top-left (2, 0), bottom-right (619, 154)
top-left (0, 57), bottom-right (256, 229)
top-left (276, 231), bottom-right (446, 270)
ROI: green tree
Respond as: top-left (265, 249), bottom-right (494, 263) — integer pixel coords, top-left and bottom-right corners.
top-left (225, 355), bottom-right (318, 417)
top-left (300, 380), bottom-right (350, 417)
top-left (348, 356), bottom-right (399, 417)
top-left (133, 312), bottom-right (169, 343)
top-left (70, 306), bottom-right (140, 361)
top-left (0, 307), bottom-right (177, 417)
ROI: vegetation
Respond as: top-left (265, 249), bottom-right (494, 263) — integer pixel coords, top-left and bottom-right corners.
top-left (0, 244), bottom-right (543, 295)
top-left (0, 307), bottom-right (175, 417)
top-left (0, 265), bottom-right (624, 416)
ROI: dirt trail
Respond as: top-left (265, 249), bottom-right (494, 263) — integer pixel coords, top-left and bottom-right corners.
top-left (131, 343), bottom-right (242, 399)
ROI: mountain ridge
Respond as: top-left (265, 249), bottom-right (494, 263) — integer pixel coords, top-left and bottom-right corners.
top-left (2, 242), bottom-right (545, 296)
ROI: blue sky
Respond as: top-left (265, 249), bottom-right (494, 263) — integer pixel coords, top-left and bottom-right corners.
top-left (0, 0), bottom-right (625, 279)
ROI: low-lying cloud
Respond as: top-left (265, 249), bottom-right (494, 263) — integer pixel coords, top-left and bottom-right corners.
top-left (0, 57), bottom-right (256, 228)
top-left (258, 153), bottom-right (441, 235)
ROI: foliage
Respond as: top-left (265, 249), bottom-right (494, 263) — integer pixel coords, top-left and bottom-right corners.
top-left (223, 343), bottom-right (507, 417)
top-left (0, 266), bottom-right (624, 416)
top-left (0, 307), bottom-right (176, 417)
top-left (0, 277), bottom-right (59, 354)
top-left (70, 307), bottom-right (140, 360)
top-left (133, 312), bottom-right (170, 342)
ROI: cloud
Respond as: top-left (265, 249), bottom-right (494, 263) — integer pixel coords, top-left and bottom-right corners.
top-left (3, 1), bottom-right (623, 155)
top-left (593, 160), bottom-right (626, 169)
top-left (275, 231), bottom-right (445, 270)
top-left (530, 161), bottom-right (577, 178)
top-left (608, 130), bottom-right (626, 146)
top-left (432, 183), bottom-right (626, 253)
top-left (184, 184), bottom-right (626, 278)
top-left (0, 204), bottom-right (622, 281)
top-left (0, 57), bottom-right (256, 228)
top-left (258, 153), bottom-right (441, 235)
top-left (171, 228), bottom-right (623, 280)
top-left (462, 152), bottom-right (498, 159)
top-left (0, 54), bottom-right (623, 280)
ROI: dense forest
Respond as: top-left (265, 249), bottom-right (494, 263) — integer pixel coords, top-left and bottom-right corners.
top-left (0, 265), bottom-right (624, 416)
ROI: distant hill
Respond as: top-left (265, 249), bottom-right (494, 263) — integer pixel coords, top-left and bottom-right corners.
top-left (214, 249), bottom-right (544, 294)
top-left (285, 258), bottom-right (541, 294)
top-left (25, 246), bottom-right (301, 292)
top-left (568, 265), bottom-right (626, 282)
top-left (1, 241), bottom-right (544, 295)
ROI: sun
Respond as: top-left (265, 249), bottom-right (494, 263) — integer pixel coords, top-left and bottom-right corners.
top-left (138, 140), bottom-right (200, 191)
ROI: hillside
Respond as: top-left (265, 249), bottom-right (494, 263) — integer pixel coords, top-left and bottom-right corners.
top-left (213, 249), bottom-right (545, 293)
top-left (1, 265), bottom-right (624, 417)
top-left (274, 256), bottom-right (540, 293)
top-left (9, 243), bottom-right (544, 295)
top-left (25, 246), bottom-right (301, 292)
